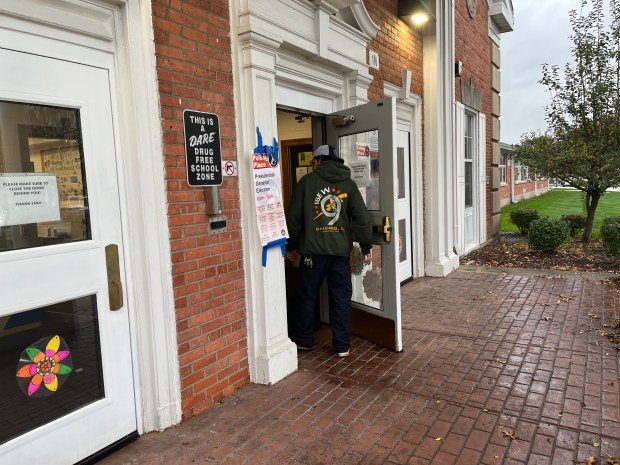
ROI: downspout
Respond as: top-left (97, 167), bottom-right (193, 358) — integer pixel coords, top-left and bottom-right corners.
top-left (510, 157), bottom-right (515, 203)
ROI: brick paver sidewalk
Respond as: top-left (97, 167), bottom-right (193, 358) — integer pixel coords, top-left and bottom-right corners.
top-left (101, 270), bottom-right (620, 465)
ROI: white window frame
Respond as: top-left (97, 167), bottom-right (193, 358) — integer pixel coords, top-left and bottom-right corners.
top-left (464, 112), bottom-right (474, 210)
top-left (499, 153), bottom-right (507, 185)
top-left (515, 160), bottom-right (529, 183)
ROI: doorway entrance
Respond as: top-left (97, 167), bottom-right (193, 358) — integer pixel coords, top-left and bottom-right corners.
top-left (278, 97), bottom-right (405, 352)
top-left (0, 46), bottom-right (136, 465)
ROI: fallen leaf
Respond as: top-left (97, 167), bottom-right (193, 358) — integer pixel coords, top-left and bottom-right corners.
top-left (435, 437), bottom-right (441, 441)
top-left (584, 457), bottom-right (598, 465)
top-left (556, 294), bottom-right (575, 303)
top-left (502, 430), bottom-right (517, 441)
top-left (605, 453), bottom-right (620, 465)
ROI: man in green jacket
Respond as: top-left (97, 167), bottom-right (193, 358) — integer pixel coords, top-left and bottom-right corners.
top-left (286, 145), bottom-right (373, 357)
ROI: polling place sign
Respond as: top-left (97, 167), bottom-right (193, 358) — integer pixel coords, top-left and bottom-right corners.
top-left (0, 174), bottom-right (60, 226)
top-left (183, 110), bottom-right (222, 186)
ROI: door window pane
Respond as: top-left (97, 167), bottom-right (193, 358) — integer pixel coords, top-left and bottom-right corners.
top-left (351, 243), bottom-right (382, 311)
top-left (397, 147), bottom-right (405, 200)
top-left (398, 218), bottom-right (407, 263)
top-left (0, 296), bottom-right (104, 444)
top-left (0, 101), bottom-right (90, 252)
top-left (465, 160), bottom-right (473, 208)
top-left (337, 130), bottom-right (380, 211)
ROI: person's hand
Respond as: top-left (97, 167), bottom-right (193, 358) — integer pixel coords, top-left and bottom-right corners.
top-left (285, 251), bottom-right (299, 262)
top-left (363, 253), bottom-right (371, 265)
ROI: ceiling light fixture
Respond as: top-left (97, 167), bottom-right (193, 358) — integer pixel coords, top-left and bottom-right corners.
top-left (398, 0), bottom-right (436, 27)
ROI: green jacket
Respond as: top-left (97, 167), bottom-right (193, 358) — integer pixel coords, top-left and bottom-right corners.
top-left (286, 160), bottom-right (373, 256)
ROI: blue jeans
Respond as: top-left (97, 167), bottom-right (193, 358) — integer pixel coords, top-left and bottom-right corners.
top-left (295, 254), bottom-right (352, 352)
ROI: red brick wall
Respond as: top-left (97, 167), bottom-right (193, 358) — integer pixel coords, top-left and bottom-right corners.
top-left (454, 0), bottom-right (494, 235)
top-left (151, 0), bottom-right (249, 419)
top-left (363, 0), bottom-right (424, 100)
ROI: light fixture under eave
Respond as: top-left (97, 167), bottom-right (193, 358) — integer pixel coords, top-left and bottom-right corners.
top-left (398, 0), bottom-right (436, 27)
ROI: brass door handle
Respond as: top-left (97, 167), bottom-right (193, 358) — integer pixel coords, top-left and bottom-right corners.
top-left (373, 216), bottom-right (392, 242)
top-left (105, 244), bottom-right (124, 311)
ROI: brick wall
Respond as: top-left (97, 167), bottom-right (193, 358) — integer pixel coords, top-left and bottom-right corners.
top-left (363, 0), bottom-right (424, 100)
top-left (454, 0), bottom-right (493, 234)
top-left (152, 0), bottom-right (249, 419)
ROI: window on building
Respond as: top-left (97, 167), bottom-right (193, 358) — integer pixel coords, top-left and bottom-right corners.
top-left (515, 160), bottom-right (529, 182)
top-left (464, 113), bottom-right (474, 208)
top-left (499, 154), bottom-right (507, 185)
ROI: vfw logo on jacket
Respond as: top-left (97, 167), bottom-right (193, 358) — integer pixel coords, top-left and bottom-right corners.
top-left (313, 186), bottom-right (348, 228)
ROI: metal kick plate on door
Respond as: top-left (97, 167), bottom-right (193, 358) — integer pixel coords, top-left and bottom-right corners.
top-left (105, 244), bottom-right (123, 311)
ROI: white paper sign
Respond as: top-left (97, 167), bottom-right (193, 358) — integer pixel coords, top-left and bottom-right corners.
top-left (0, 174), bottom-right (61, 226)
top-left (252, 152), bottom-right (289, 246)
top-left (369, 130), bottom-right (379, 151)
top-left (349, 161), bottom-right (370, 187)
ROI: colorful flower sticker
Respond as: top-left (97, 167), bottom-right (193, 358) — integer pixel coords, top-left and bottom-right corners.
top-left (16, 335), bottom-right (73, 397)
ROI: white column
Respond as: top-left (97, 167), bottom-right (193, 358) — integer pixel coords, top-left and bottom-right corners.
top-left (235, 28), bottom-right (297, 384)
top-left (423, 0), bottom-right (459, 276)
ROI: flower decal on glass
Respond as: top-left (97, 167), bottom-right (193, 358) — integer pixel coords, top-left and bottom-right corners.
top-left (16, 335), bottom-right (73, 397)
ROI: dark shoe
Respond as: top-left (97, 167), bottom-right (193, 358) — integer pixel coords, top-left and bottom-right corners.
top-left (337, 349), bottom-right (350, 357)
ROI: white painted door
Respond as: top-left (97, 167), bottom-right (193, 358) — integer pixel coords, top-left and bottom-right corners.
top-left (327, 97), bottom-right (402, 352)
top-left (396, 128), bottom-right (413, 283)
top-left (0, 48), bottom-right (136, 464)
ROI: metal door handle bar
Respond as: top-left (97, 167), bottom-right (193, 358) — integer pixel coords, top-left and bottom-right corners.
top-left (105, 244), bottom-right (124, 311)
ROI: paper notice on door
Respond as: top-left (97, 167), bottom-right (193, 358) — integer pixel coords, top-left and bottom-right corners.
top-left (349, 161), bottom-right (370, 187)
top-left (369, 130), bottom-right (379, 151)
top-left (0, 174), bottom-right (61, 226)
top-left (295, 167), bottom-right (309, 182)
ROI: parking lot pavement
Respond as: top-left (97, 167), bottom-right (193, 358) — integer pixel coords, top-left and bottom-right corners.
top-left (101, 269), bottom-right (620, 465)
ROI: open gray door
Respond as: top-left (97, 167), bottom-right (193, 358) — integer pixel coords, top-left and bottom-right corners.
top-left (326, 97), bottom-right (402, 352)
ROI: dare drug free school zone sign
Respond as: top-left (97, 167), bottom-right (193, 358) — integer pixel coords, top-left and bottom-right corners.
top-left (183, 110), bottom-right (222, 186)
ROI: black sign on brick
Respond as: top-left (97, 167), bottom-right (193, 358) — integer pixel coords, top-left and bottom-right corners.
top-left (183, 110), bottom-right (222, 186)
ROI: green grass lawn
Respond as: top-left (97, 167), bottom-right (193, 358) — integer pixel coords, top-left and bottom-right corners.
top-left (501, 189), bottom-right (620, 237)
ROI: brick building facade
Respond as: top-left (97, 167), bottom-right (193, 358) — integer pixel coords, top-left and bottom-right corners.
top-left (0, 1), bottom-right (514, 462)
top-left (498, 142), bottom-right (550, 207)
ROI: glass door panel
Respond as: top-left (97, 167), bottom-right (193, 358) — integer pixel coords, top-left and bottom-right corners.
top-left (338, 131), bottom-right (385, 312)
top-left (0, 102), bottom-right (90, 252)
top-left (351, 243), bottom-right (382, 311)
top-left (0, 296), bottom-right (104, 444)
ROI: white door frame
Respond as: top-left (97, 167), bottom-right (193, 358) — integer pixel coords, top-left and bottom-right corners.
top-left (0, 0), bottom-right (182, 434)
top-left (385, 81), bottom-right (424, 280)
top-left (231, 0), bottom-right (382, 384)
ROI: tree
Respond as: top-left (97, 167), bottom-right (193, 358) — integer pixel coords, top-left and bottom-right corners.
top-left (514, 0), bottom-right (620, 242)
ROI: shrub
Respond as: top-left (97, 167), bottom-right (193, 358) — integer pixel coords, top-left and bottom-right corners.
top-left (528, 217), bottom-right (571, 251)
top-left (560, 214), bottom-right (587, 237)
top-left (601, 217), bottom-right (620, 257)
top-left (510, 209), bottom-right (540, 235)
